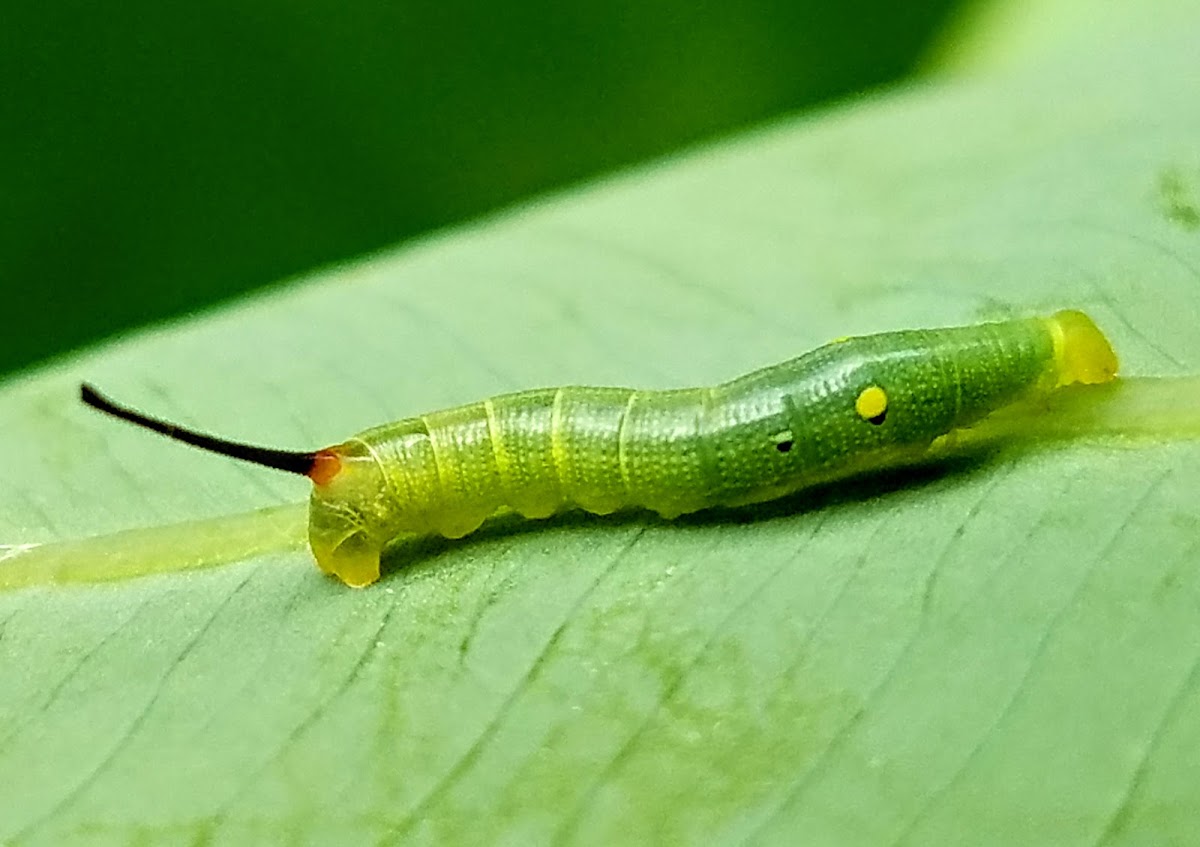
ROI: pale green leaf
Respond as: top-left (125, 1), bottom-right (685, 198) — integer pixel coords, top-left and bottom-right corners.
top-left (923, 0), bottom-right (1200, 76)
top-left (2, 10), bottom-right (1200, 847)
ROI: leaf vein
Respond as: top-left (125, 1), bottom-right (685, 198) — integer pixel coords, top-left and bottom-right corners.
top-left (380, 526), bottom-right (648, 845)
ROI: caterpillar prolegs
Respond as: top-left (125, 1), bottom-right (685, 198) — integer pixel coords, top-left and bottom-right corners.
top-left (83, 310), bottom-right (1118, 587)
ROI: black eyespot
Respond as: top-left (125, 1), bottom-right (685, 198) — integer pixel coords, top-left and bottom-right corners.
top-left (867, 410), bottom-right (887, 426)
top-left (775, 439), bottom-right (793, 453)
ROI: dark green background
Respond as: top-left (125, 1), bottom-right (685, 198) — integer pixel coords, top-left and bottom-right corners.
top-left (1, 1), bottom-right (961, 378)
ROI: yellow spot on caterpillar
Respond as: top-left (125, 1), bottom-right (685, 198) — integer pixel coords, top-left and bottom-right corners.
top-left (855, 385), bottom-right (888, 422)
top-left (1047, 310), bottom-right (1119, 387)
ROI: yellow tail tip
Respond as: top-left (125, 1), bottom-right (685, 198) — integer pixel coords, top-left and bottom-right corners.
top-left (1047, 310), bottom-right (1119, 386)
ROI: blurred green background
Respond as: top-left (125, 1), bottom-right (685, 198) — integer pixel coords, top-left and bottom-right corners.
top-left (1, 0), bottom-right (964, 378)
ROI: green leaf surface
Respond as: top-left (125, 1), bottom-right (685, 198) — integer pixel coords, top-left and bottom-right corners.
top-left (924, 0), bottom-right (1200, 76)
top-left (3, 12), bottom-right (1200, 847)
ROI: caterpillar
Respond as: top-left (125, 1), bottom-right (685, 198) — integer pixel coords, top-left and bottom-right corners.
top-left (82, 310), bottom-right (1119, 588)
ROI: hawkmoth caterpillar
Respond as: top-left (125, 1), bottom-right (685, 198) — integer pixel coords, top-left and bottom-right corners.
top-left (82, 310), bottom-right (1119, 588)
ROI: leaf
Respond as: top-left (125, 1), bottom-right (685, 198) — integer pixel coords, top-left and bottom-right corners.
top-left (924, 0), bottom-right (1200, 76)
top-left (3, 10), bottom-right (1200, 847)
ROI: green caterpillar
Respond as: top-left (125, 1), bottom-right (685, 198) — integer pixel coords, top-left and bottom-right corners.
top-left (82, 310), bottom-right (1118, 587)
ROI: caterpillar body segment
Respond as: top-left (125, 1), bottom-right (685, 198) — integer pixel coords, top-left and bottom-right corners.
top-left (304, 310), bottom-right (1116, 586)
top-left (81, 310), bottom-right (1118, 588)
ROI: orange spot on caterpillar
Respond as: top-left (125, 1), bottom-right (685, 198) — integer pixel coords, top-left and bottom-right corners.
top-left (308, 449), bottom-right (343, 486)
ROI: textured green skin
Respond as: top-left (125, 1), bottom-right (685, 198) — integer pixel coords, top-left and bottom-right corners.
top-left (308, 316), bottom-right (1059, 583)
